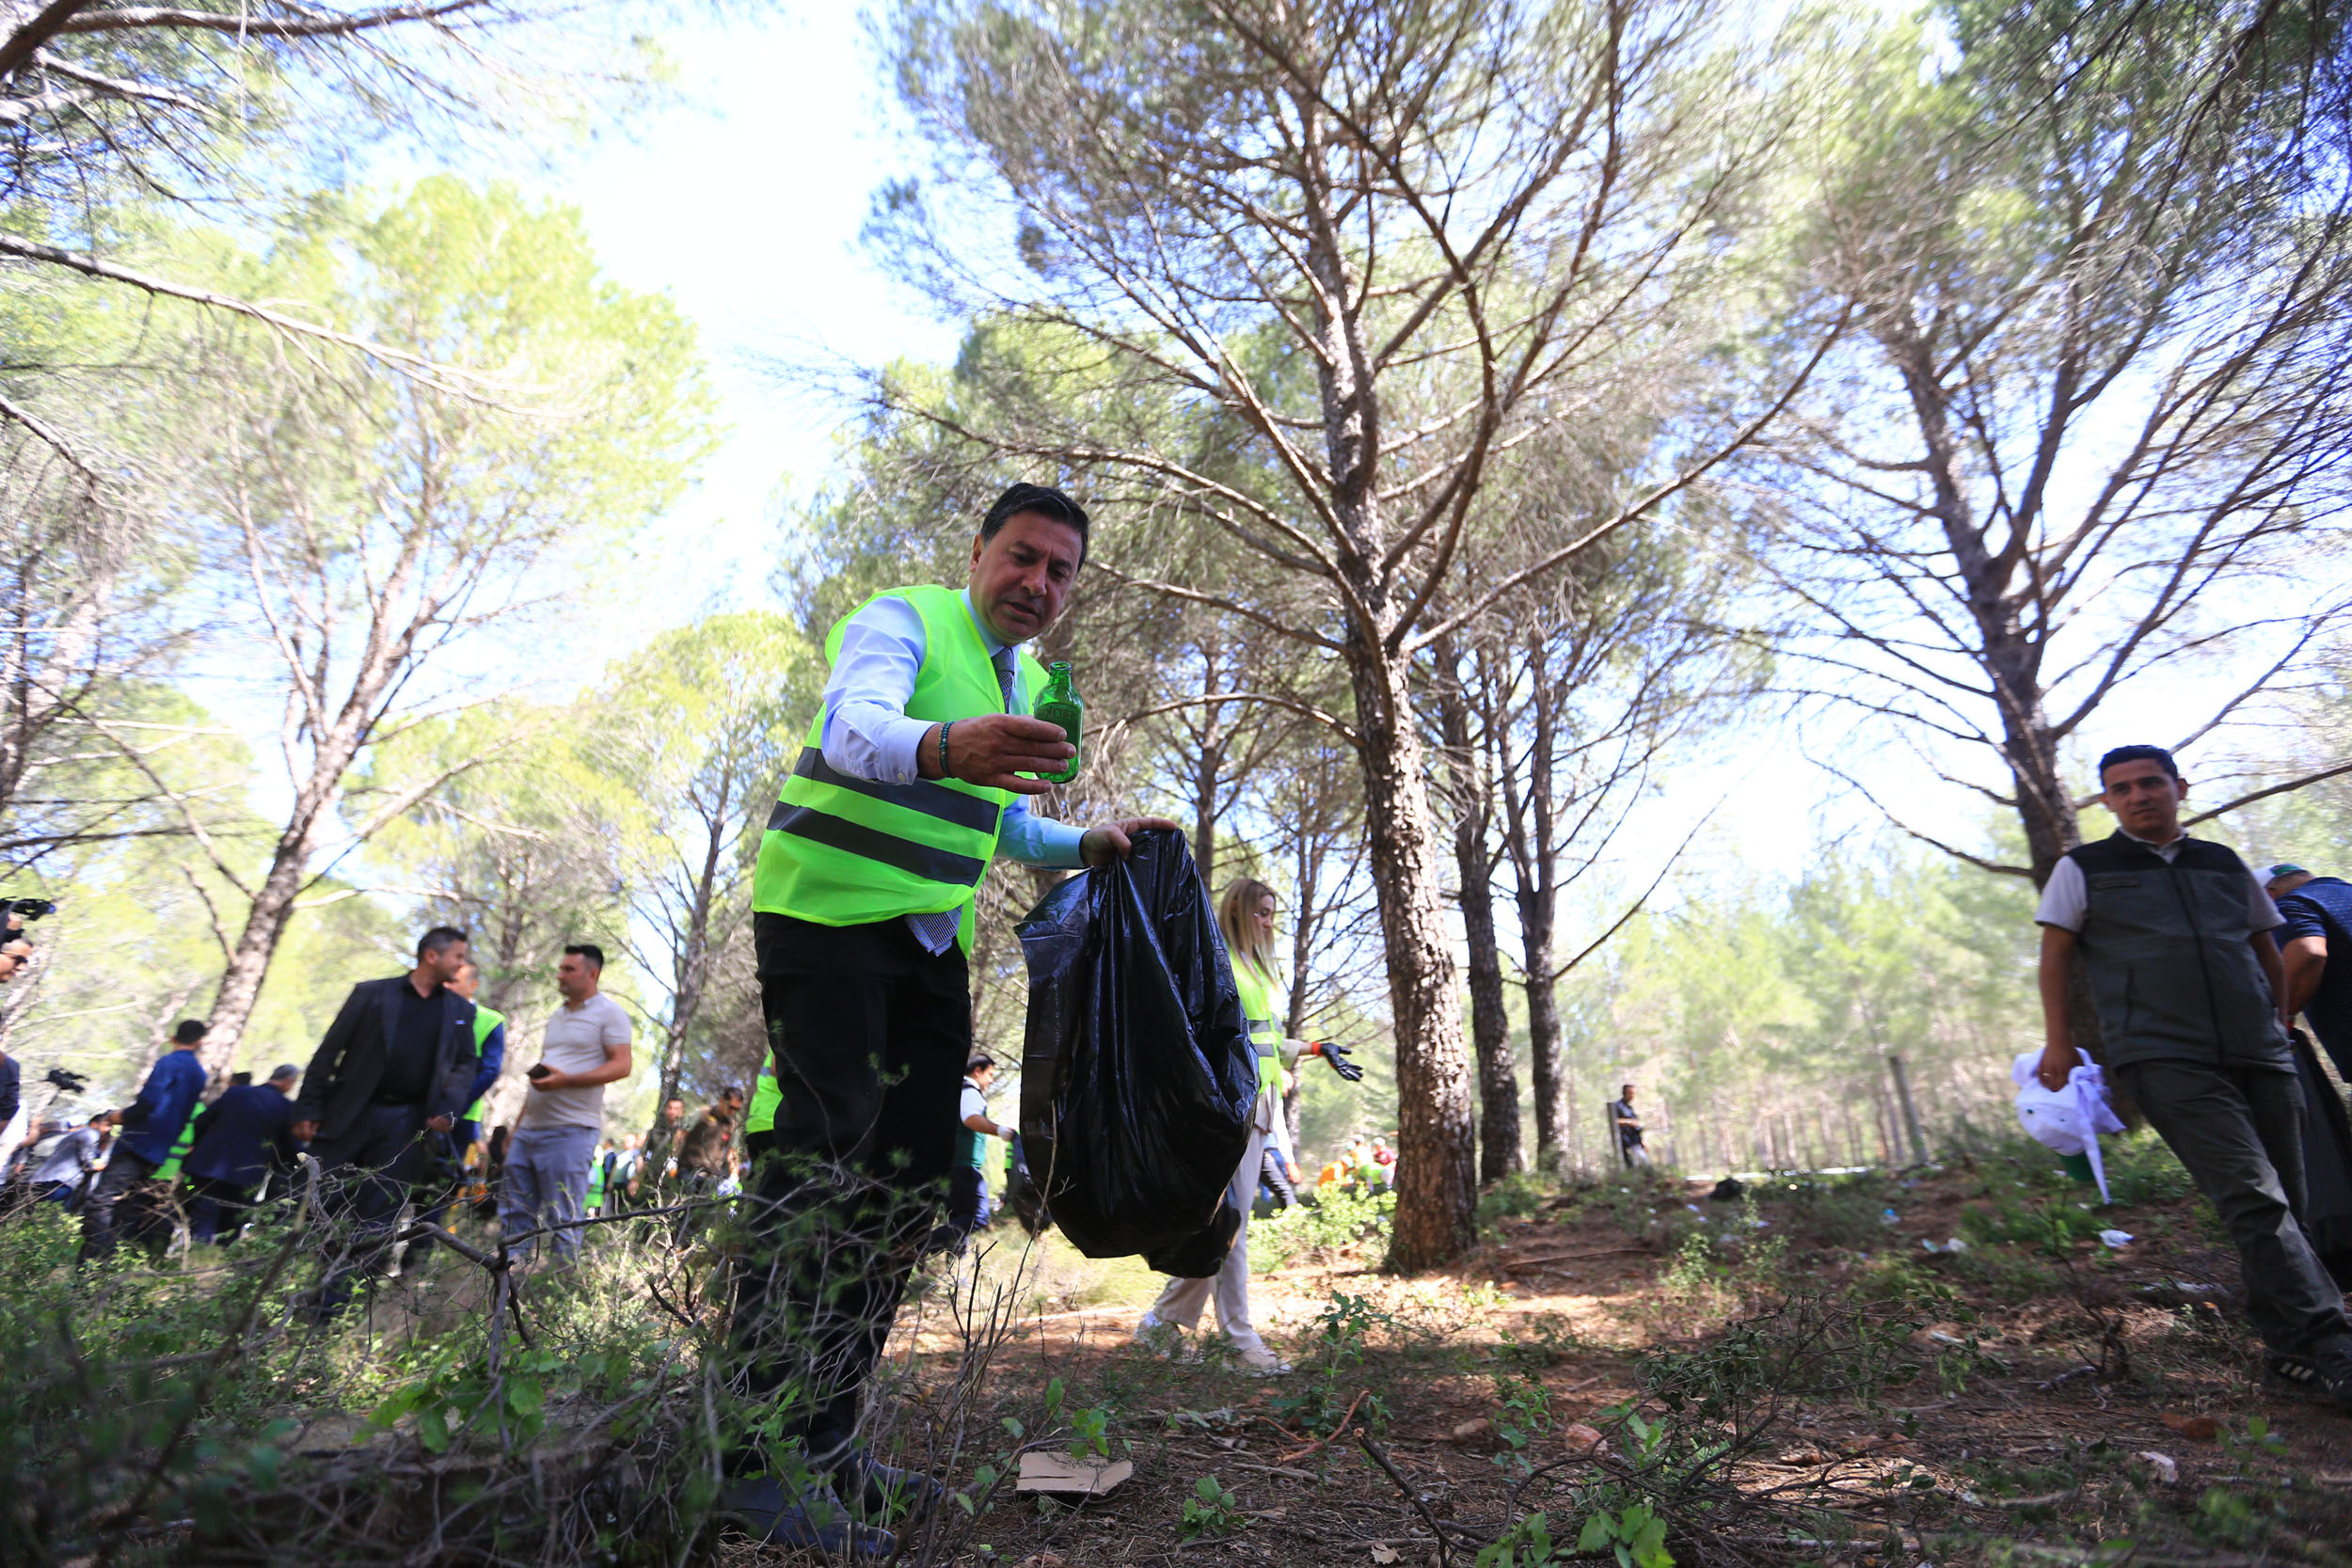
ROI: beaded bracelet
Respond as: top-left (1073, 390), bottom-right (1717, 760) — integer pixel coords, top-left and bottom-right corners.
top-left (937, 721), bottom-right (955, 774)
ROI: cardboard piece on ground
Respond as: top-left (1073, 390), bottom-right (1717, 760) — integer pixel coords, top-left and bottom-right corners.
top-left (1015, 1452), bottom-right (1135, 1495)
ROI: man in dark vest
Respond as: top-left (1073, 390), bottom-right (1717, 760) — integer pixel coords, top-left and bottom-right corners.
top-left (290, 927), bottom-right (480, 1318)
top-left (2034, 745), bottom-right (2352, 1409)
top-left (723, 483), bottom-right (1174, 1555)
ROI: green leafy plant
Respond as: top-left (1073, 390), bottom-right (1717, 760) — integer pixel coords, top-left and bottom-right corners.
top-left (1576, 1501), bottom-right (1674, 1568)
top-left (1475, 1510), bottom-right (1563, 1566)
top-left (1178, 1474), bottom-right (1245, 1540)
top-left (1491, 1371), bottom-right (1556, 1474)
top-left (1067, 1403), bottom-right (1111, 1460)
top-left (1269, 1291), bottom-right (1392, 1439)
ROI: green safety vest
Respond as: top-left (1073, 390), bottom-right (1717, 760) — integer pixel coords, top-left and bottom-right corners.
top-left (586, 1151), bottom-right (608, 1208)
top-left (461, 1005), bottom-right (506, 1124)
top-left (152, 1108), bottom-right (200, 1182)
top-left (1232, 958), bottom-right (1284, 1096)
top-left (745, 1062), bottom-right (779, 1137)
top-left (751, 586), bottom-right (1043, 958)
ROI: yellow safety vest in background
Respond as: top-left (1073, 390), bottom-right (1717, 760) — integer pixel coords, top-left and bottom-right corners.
top-left (462, 1005), bottom-right (505, 1124)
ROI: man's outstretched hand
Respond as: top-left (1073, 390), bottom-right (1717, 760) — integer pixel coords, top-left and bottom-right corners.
top-left (923, 715), bottom-right (1073, 795)
top-left (1079, 817), bottom-right (1184, 866)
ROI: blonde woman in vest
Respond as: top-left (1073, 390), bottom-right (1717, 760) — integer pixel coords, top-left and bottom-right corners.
top-left (1134, 877), bottom-right (1363, 1374)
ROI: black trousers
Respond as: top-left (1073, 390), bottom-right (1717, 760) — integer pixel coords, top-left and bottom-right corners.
top-left (183, 1174), bottom-right (259, 1243)
top-left (2115, 1058), bottom-right (2352, 1357)
top-left (306, 1102), bottom-right (437, 1314)
top-left (1258, 1148), bottom-right (1297, 1211)
top-left (731, 911), bottom-right (971, 1466)
top-left (76, 1145), bottom-right (158, 1262)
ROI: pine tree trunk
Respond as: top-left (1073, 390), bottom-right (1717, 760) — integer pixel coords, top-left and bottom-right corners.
top-left (1518, 890), bottom-right (1567, 1169)
top-left (1345, 642), bottom-right (1478, 1269)
top-left (1432, 632), bottom-right (1520, 1182)
top-left (199, 832), bottom-right (316, 1084)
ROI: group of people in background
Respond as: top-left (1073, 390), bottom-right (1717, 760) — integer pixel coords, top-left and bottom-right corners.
top-left (0, 928), bottom-right (760, 1297)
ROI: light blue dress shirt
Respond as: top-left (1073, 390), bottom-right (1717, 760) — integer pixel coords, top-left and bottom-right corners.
top-left (818, 590), bottom-right (1087, 871)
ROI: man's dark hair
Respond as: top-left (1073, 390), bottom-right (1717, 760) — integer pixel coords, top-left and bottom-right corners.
top-left (665, 1095), bottom-right (684, 1109)
top-left (230, 1070), bottom-right (251, 1086)
top-left (564, 942), bottom-right (606, 971)
top-left (967, 1053), bottom-right (998, 1076)
top-left (417, 926), bottom-right (468, 960)
top-left (719, 1084), bottom-right (743, 1102)
top-left (979, 483), bottom-right (1090, 563)
top-left (172, 1019), bottom-right (208, 1045)
top-left (1620, 1083), bottom-right (1634, 1095)
top-left (2098, 744), bottom-right (2180, 784)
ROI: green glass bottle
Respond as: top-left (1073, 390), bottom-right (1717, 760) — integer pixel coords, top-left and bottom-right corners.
top-left (1034, 659), bottom-right (1083, 784)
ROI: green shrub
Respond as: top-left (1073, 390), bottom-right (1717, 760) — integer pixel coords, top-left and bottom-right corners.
top-left (1252, 1181), bottom-right (1395, 1272)
top-left (1478, 1169), bottom-right (1559, 1229)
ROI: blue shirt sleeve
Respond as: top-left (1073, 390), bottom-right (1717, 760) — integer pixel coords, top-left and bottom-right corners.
top-left (819, 596), bottom-right (934, 784)
top-left (998, 798), bottom-right (1088, 869)
top-left (466, 1022), bottom-right (506, 1105)
top-left (2280, 893), bottom-right (2330, 944)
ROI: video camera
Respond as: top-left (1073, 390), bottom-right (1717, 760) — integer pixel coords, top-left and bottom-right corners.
top-left (43, 1068), bottom-right (87, 1094)
top-left (4, 898), bottom-right (56, 922)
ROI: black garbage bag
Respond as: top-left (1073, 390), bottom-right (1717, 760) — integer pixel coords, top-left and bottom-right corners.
top-left (1016, 827), bottom-right (1256, 1265)
top-left (1144, 1198), bottom-right (1241, 1277)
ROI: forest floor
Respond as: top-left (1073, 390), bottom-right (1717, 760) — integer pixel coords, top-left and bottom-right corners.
top-left (10, 1133), bottom-right (2352, 1568)
top-left (752, 1136), bottom-right (2352, 1568)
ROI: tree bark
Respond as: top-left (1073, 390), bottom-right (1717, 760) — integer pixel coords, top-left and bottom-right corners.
top-left (1345, 641), bottom-right (1478, 1270)
top-left (1432, 632), bottom-right (1519, 1181)
top-left (199, 826), bottom-right (317, 1084)
top-left (1517, 886), bottom-right (1567, 1169)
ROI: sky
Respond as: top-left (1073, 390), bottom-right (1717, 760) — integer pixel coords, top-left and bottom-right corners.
top-left (352, 0), bottom-right (2305, 915)
top-left (468, 5), bottom-right (960, 623)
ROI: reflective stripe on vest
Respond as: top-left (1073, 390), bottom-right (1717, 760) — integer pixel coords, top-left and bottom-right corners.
top-left (1232, 958), bottom-right (1281, 1094)
top-left (751, 585), bottom-right (1044, 954)
top-left (152, 1110), bottom-right (200, 1181)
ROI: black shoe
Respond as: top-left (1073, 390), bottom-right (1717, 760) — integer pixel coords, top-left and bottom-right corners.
top-left (832, 1449), bottom-right (947, 1518)
top-left (2263, 1346), bottom-right (2352, 1411)
top-left (712, 1474), bottom-right (898, 1557)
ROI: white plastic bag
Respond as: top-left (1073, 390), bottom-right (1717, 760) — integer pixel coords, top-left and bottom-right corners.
top-left (2011, 1050), bottom-right (2127, 1202)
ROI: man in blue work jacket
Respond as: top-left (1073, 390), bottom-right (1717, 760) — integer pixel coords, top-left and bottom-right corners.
top-left (81, 1019), bottom-right (210, 1262)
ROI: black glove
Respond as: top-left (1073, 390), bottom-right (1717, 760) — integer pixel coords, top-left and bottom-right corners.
top-left (1311, 1040), bottom-right (1364, 1083)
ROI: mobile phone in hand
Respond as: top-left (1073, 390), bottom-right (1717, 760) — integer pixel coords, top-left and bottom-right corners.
top-left (528, 1063), bottom-right (551, 1080)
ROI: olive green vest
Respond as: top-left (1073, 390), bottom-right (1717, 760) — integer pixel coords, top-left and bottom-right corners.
top-left (957, 1076), bottom-right (990, 1169)
top-left (752, 586), bottom-right (1044, 957)
top-left (2069, 833), bottom-right (2291, 1070)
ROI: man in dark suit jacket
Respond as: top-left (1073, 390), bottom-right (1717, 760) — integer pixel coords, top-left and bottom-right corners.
top-left (292, 926), bottom-right (479, 1316)
top-left (181, 1063), bottom-right (304, 1243)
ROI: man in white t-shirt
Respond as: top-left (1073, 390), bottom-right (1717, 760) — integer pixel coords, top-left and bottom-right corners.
top-left (502, 942), bottom-right (632, 1264)
top-left (949, 1055), bottom-right (1011, 1245)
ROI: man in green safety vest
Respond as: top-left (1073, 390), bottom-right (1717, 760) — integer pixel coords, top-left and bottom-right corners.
top-left (451, 959), bottom-right (507, 1149)
top-left (720, 483), bottom-right (1174, 1556)
top-left (401, 958), bottom-right (508, 1268)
